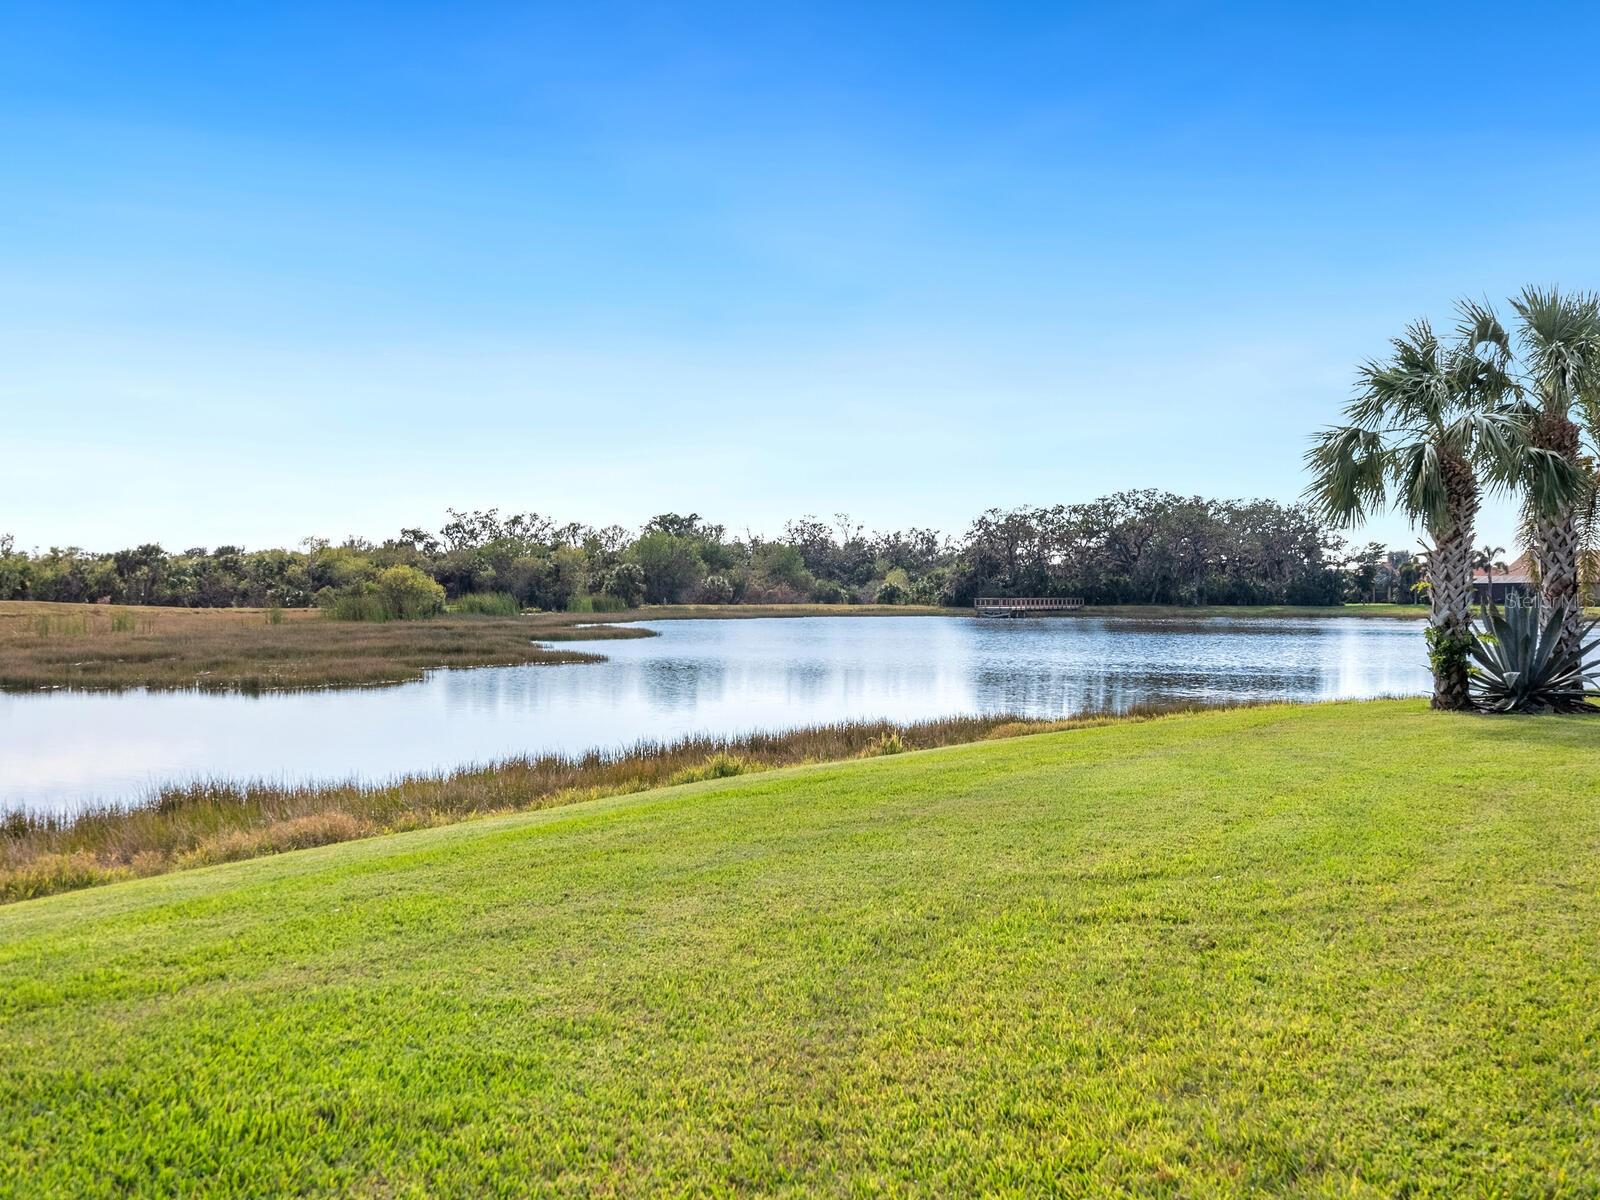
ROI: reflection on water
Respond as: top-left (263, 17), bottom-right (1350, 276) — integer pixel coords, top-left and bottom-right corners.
top-left (0, 615), bottom-right (1428, 814)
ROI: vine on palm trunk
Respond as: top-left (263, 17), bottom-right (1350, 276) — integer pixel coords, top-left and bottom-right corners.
top-left (1425, 625), bottom-right (1474, 698)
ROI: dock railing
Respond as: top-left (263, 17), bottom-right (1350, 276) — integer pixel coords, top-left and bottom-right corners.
top-left (974, 596), bottom-right (1085, 616)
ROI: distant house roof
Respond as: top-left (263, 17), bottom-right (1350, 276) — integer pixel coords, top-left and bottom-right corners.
top-left (1472, 552), bottom-right (1532, 585)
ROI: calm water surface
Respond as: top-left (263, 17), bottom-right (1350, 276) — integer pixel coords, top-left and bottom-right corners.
top-left (0, 615), bottom-right (1428, 814)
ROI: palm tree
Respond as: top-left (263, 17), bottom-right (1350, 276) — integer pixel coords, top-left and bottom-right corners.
top-left (1390, 548), bottom-right (1425, 603)
top-left (1306, 310), bottom-right (1525, 710)
top-left (1472, 543), bottom-right (1507, 612)
top-left (1507, 286), bottom-right (1600, 655)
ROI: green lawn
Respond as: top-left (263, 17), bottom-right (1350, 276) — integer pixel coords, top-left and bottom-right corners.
top-left (3, 701), bottom-right (1598, 1197)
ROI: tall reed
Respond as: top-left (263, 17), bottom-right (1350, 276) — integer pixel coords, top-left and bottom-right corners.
top-left (450, 592), bottom-right (521, 616)
top-left (0, 703), bottom-right (1242, 905)
top-left (2, 716), bottom-right (1009, 902)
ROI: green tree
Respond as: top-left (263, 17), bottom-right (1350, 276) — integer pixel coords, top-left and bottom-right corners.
top-left (111, 544), bottom-right (168, 606)
top-left (1472, 543), bottom-right (1507, 613)
top-left (1507, 287), bottom-right (1600, 655)
top-left (0, 535), bottom-right (28, 600)
top-left (601, 562), bottom-right (646, 608)
top-left (1306, 310), bottom-right (1527, 710)
top-left (1347, 541), bottom-right (1386, 603)
top-left (631, 533), bottom-right (704, 605)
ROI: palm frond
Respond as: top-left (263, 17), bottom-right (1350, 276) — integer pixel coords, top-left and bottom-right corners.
top-left (1303, 426), bottom-right (1387, 528)
top-left (1520, 447), bottom-right (1588, 518)
top-left (1451, 408), bottom-right (1529, 490)
top-left (1393, 441), bottom-right (1451, 532)
top-left (1511, 285), bottom-right (1600, 411)
top-left (1455, 296), bottom-right (1512, 366)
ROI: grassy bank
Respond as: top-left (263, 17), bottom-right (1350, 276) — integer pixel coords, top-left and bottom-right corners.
top-left (566, 600), bottom-right (1429, 625)
top-left (1, 713), bottom-right (1077, 903)
top-left (0, 601), bottom-right (644, 692)
top-left (3, 700), bottom-right (1598, 1195)
top-left (0, 599), bottom-right (1425, 693)
top-left (1072, 601), bottom-right (1426, 619)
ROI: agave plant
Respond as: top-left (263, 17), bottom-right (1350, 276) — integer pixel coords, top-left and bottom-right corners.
top-left (1468, 603), bottom-right (1600, 713)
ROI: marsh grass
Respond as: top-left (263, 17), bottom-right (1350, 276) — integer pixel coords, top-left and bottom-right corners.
top-left (862, 729), bottom-right (907, 756)
top-left (32, 613), bottom-right (88, 637)
top-left (0, 600), bottom-right (1424, 694)
top-left (567, 593), bottom-right (629, 613)
top-left (0, 710), bottom-right (1185, 902)
top-left (0, 601), bottom-right (975, 693)
top-left (449, 591), bottom-right (521, 616)
top-left (326, 593), bottom-right (402, 622)
top-left (0, 601), bottom-right (640, 691)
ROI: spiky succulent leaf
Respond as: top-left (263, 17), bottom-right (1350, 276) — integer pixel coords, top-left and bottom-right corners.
top-left (1469, 604), bottom-right (1600, 713)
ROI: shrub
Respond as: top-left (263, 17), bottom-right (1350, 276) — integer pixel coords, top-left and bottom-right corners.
top-left (908, 569), bottom-right (952, 606)
top-left (376, 566), bottom-right (445, 619)
top-left (874, 581), bottom-right (907, 605)
top-left (327, 566), bottom-right (446, 621)
top-left (809, 580), bottom-right (851, 605)
top-left (861, 730), bottom-right (906, 756)
top-left (0, 534), bottom-right (29, 600)
top-left (665, 752), bottom-right (753, 786)
top-left (752, 543), bottom-right (811, 592)
top-left (700, 575), bottom-right (734, 604)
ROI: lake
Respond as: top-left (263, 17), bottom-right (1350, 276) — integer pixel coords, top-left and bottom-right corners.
top-left (0, 615), bottom-right (1429, 814)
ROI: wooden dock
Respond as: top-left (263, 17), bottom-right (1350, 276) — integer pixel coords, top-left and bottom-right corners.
top-left (974, 596), bottom-right (1085, 618)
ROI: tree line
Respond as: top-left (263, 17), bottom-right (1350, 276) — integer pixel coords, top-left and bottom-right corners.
top-left (0, 490), bottom-right (1355, 612)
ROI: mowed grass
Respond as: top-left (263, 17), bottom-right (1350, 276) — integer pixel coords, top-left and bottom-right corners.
top-left (3, 701), bottom-right (1599, 1196)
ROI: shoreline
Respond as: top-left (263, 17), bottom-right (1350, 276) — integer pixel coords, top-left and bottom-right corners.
top-left (0, 599), bottom-right (1429, 694)
top-left (3, 708), bottom-right (1127, 903)
top-left (545, 601), bottom-right (1428, 628)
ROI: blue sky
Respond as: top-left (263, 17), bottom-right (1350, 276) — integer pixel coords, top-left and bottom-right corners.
top-left (4, 2), bottom-right (1600, 553)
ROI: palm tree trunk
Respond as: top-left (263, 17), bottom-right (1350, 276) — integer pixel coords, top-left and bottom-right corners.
top-left (1532, 410), bottom-right (1583, 656)
top-left (1427, 452), bottom-right (1479, 711)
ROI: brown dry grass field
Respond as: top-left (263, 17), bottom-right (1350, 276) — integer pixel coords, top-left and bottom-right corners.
top-left (0, 600), bottom-right (642, 692)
